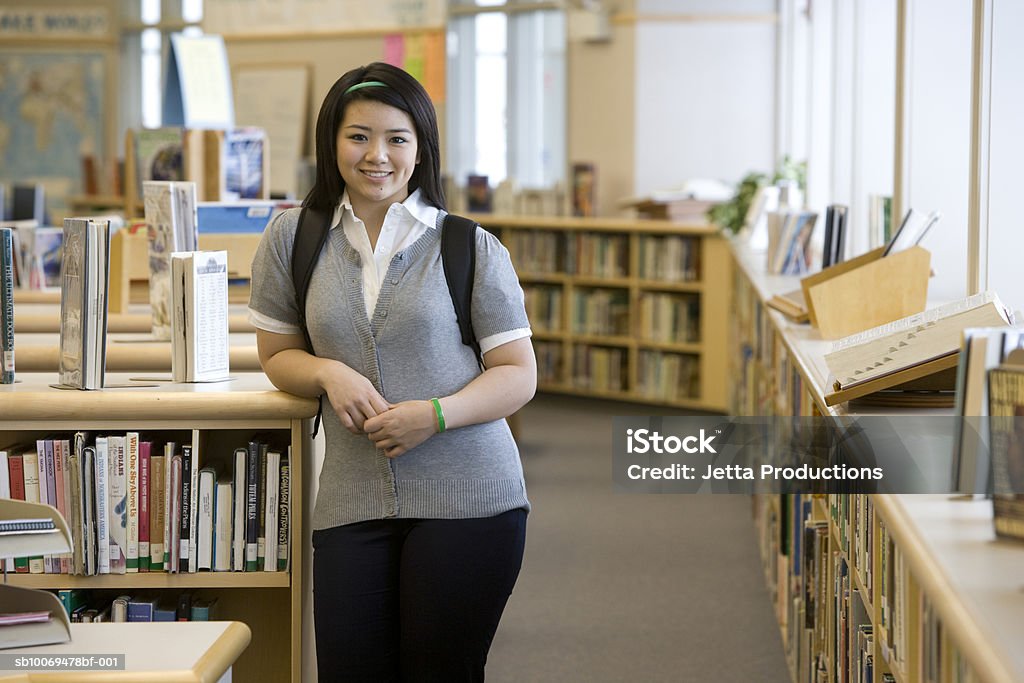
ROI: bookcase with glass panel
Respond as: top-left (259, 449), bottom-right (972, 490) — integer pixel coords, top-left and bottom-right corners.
top-left (0, 375), bottom-right (315, 683)
top-left (473, 215), bottom-right (731, 412)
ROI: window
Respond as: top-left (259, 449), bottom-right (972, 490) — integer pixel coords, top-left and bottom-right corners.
top-left (447, 1), bottom-right (566, 190)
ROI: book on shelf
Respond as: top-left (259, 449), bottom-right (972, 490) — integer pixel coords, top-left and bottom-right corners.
top-left (571, 163), bottom-right (596, 218)
top-left (170, 250), bottom-right (230, 383)
top-left (57, 218), bottom-right (111, 391)
top-left (466, 174), bottom-right (492, 213)
top-left (883, 208), bottom-right (941, 257)
top-left (143, 180), bottom-right (198, 341)
top-left (1, 227), bottom-right (14, 384)
top-left (953, 326), bottom-right (1024, 495)
top-left (223, 127), bottom-right (268, 201)
top-left (821, 204), bottom-right (848, 268)
top-left (987, 352), bottom-right (1024, 541)
top-left (824, 291), bottom-right (1013, 404)
top-left (767, 211), bottom-right (818, 276)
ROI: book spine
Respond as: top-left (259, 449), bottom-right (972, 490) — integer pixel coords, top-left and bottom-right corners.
top-left (232, 447), bottom-right (246, 572)
top-left (52, 439), bottom-right (68, 574)
top-left (149, 453), bottom-right (164, 571)
top-left (169, 454), bottom-right (182, 573)
top-left (7, 454), bottom-right (28, 572)
top-left (179, 445), bottom-right (192, 572)
top-left (138, 440), bottom-right (151, 572)
top-left (108, 436), bottom-right (126, 574)
top-left (263, 451), bottom-right (280, 571)
top-left (94, 438), bottom-right (110, 575)
top-left (42, 439), bottom-right (56, 573)
top-left (278, 455), bottom-right (290, 572)
top-left (214, 480), bottom-right (232, 571)
top-left (163, 442), bottom-right (176, 569)
top-left (67, 441), bottom-right (83, 576)
top-left (245, 441), bottom-right (258, 571)
top-left (22, 447), bottom-right (43, 573)
top-left (126, 432), bottom-right (139, 572)
top-left (188, 441), bottom-right (200, 573)
top-left (0, 228), bottom-right (14, 384)
top-left (197, 468), bottom-right (214, 571)
top-left (80, 442), bottom-right (96, 576)
top-left (0, 450), bottom-right (9, 572)
top-left (257, 443), bottom-right (267, 570)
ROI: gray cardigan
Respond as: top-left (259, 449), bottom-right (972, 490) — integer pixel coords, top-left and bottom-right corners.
top-left (249, 207), bottom-right (531, 530)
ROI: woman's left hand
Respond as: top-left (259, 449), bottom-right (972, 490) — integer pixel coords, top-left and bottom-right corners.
top-left (363, 400), bottom-right (438, 458)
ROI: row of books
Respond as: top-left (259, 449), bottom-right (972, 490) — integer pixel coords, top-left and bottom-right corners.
top-left (636, 350), bottom-right (700, 402)
top-left (637, 235), bottom-right (701, 282)
top-left (571, 345), bottom-right (627, 393)
top-left (498, 230), bottom-right (702, 283)
top-left (534, 341), bottom-right (562, 385)
top-left (637, 292), bottom-right (700, 344)
top-left (523, 285), bottom-right (562, 333)
top-left (571, 289), bottom-right (630, 337)
top-left (56, 589), bottom-right (217, 623)
top-left (0, 435), bottom-right (290, 575)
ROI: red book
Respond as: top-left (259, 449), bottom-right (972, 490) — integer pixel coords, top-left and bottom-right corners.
top-left (52, 440), bottom-right (68, 574)
top-left (139, 442), bottom-right (151, 572)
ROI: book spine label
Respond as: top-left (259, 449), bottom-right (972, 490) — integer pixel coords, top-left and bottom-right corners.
top-left (138, 440), bottom-right (151, 572)
top-left (245, 441), bottom-right (258, 571)
top-left (0, 228), bottom-right (14, 384)
top-left (179, 445), bottom-right (191, 572)
top-left (126, 432), bottom-right (139, 572)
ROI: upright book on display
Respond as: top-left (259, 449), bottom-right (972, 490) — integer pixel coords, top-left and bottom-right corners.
top-left (58, 219), bottom-right (111, 390)
top-left (1, 227), bottom-right (14, 384)
top-left (170, 250), bottom-right (230, 382)
top-left (143, 181), bottom-right (198, 341)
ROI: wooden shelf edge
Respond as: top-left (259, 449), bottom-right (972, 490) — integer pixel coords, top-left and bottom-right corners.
top-left (3, 572), bottom-right (292, 589)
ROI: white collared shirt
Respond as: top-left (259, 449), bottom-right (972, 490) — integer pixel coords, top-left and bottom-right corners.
top-left (250, 189), bottom-right (531, 356)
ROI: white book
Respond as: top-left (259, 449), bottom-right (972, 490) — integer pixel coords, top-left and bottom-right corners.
top-left (0, 449), bottom-right (12, 572)
top-left (35, 441), bottom-right (51, 573)
top-left (93, 438), bottom-right (110, 575)
top-left (107, 435), bottom-right (127, 574)
top-left (263, 450), bottom-right (280, 572)
top-left (81, 444), bottom-right (96, 576)
top-left (214, 478), bottom-right (233, 572)
top-left (197, 467), bottom-right (215, 571)
top-left (59, 439), bottom-right (72, 574)
top-left (232, 447), bottom-right (246, 572)
top-left (162, 442), bottom-right (176, 569)
top-left (170, 250), bottom-right (230, 383)
top-left (125, 432), bottom-right (139, 572)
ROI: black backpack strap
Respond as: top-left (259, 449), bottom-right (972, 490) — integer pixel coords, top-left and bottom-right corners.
top-left (441, 213), bottom-right (483, 368)
top-left (291, 206), bottom-right (332, 437)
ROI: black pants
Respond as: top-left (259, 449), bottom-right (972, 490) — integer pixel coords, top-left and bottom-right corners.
top-left (312, 508), bottom-right (527, 683)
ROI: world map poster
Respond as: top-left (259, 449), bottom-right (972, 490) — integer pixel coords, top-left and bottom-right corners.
top-left (0, 51), bottom-right (106, 210)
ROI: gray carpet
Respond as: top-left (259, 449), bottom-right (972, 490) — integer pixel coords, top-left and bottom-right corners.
top-left (486, 395), bottom-right (791, 683)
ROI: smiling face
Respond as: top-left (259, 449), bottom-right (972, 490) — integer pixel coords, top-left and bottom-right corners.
top-left (336, 99), bottom-right (420, 211)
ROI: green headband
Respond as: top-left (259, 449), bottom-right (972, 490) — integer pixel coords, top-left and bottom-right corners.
top-left (345, 80), bottom-right (388, 95)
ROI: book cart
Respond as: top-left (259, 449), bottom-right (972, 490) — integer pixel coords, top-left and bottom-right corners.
top-left (729, 239), bottom-right (1024, 683)
top-left (470, 214), bottom-right (732, 412)
top-left (0, 374), bottom-right (316, 683)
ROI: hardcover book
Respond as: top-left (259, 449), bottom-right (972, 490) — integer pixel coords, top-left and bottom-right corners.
top-left (143, 181), bottom-right (198, 340)
top-left (170, 250), bottom-right (230, 382)
top-left (57, 219), bottom-right (110, 390)
top-left (1, 227), bottom-right (14, 383)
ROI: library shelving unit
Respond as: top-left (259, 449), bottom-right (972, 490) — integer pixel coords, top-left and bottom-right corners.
top-left (470, 214), bottom-right (732, 412)
top-left (0, 373), bottom-right (317, 683)
top-left (729, 239), bottom-right (1024, 683)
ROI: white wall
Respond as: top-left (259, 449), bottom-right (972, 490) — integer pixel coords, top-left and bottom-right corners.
top-left (634, 19), bottom-right (776, 194)
top-left (983, 0), bottom-right (1024, 313)
top-left (900, 0), bottom-right (972, 304)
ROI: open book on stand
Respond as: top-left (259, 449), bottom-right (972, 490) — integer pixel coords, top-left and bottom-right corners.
top-left (171, 250), bottom-right (229, 383)
top-left (823, 291), bottom-right (1012, 406)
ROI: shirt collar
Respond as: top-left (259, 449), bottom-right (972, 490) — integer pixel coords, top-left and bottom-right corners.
top-left (333, 188), bottom-right (440, 231)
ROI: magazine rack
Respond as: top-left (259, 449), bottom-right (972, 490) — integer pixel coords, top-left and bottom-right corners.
top-left (800, 245), bottom-right (931, 340)
top-left (0, 499), bottom-right (73, 649)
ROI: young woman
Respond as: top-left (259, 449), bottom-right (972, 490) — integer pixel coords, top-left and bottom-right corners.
top-left (248, 62), bottom-right (536, 681)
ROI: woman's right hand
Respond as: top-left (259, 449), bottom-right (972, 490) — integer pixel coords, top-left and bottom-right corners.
top-left (319, 360), bottom-right (391, 434)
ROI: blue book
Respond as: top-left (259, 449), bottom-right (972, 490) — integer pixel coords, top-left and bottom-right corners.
top-left (153, 599), bottom-right (177, 622)
top-left (127, 596), bottom-right (157, 622)
top-left (0, 227), bottom-right (13, 384)
top-left (189, 597), bottom-right (216, 621)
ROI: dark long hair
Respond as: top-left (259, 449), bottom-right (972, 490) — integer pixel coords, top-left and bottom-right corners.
top-left (304, 62), bottom-right (445, 212)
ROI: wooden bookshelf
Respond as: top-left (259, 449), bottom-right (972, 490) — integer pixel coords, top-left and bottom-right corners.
top-left (471, 214), bottom-right (731, 412)
top-left (0, 374), bottom-right (316, 683)
top-left (729, 238), bottom-right (1024, 683)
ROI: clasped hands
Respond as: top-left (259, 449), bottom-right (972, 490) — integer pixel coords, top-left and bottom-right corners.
top-left (322, 362), bottom-right (439, 458)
